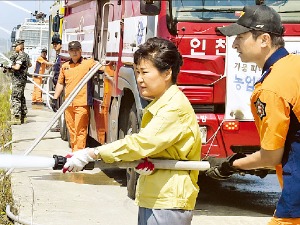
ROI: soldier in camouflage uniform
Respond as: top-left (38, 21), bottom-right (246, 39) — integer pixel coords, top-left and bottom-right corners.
top-left (9, 39), bottom-right (32, 125)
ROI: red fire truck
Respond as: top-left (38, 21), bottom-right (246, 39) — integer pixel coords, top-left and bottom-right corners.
top-left (52, 0), bottom-right (300, 198)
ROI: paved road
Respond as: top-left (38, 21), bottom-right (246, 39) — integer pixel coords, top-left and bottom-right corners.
top-left (9, 83), bottom-right (281, 225)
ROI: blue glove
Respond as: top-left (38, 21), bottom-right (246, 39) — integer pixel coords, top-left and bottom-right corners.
top-left (51, 98), bottom-right (58, 112)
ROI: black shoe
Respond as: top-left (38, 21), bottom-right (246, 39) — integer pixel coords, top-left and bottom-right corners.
top-left (50, 126), bottom-right (60, 132)
top-left (22, 117), bottom-right (28, 124)
top-left (50, 124), bottom-right (60, 132)
top-left (8, 115), bottom-right (21, 125)
top-left (35, 102), bottom-right (46, 106)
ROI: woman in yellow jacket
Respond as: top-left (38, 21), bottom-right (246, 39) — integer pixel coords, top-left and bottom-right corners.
top-left (63, 37), bottom-right (201, 225)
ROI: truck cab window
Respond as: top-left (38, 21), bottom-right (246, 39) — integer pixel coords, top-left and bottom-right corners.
top-left (172, 0), bottom-right (300, 22)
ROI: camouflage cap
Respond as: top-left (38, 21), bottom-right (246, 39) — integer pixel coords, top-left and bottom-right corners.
top-left (68, 41), bottom-right (81, 50)
top-left (15, 39), bottom-right (25, 46)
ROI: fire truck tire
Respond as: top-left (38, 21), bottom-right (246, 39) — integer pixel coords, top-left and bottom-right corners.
top-left (126, 168), bottom-right (139, 200)
top-left (124, 103), bottom-right (139, 200)
top-left (67, 128), bottom-right (71, 148)
top-left (59, 115), bottom-right (68, 141)
top-left (86, 135), bottom-right (101, 148)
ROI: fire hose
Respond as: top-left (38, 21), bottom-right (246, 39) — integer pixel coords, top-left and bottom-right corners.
top-left (52, 155), bottom-right (210, 171)
top-left (2, 154), bottom-right (209, 225)
top-left (0, 54), bottom-right (54, 101)
top-left (0, 63), bottom-right (54, 100)
top-left (27, 75), bottom-right (54, 99)
top-left (0, 154), bottom-right (210, 171)
top-left (5, 61), bottom-right (103, 176)
top-left (27, 72), bottom-right (55, 109)
top-left (1, 54), bottom-right (54, 109)
top-left (6, 204), bottom-right (41, 225)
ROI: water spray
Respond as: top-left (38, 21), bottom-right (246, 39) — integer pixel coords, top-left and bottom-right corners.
top-left (0, 52), bottom-right (11, 62)
top-left (0, 52), bottom-right (54, 100)
top-left (3, 1), bottom-right (32, 14)
top-left (0, 154), bottom-right (55, 169)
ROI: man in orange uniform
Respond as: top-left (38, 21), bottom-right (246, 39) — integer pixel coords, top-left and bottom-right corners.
top-left (52, 41), bottom-right (95, 152)
top-left (206, 5), bottom-right (300, 225)
top-left (32, 48), bottom-right (53, 105)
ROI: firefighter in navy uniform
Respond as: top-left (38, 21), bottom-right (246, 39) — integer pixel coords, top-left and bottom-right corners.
top-left (49, 36), bottom-right (63, 132)
top-left (51, 36), bottom-right (62, 87)
top-left (206, 5), bottom-right (300, 225)
top-left (9, 39), bottom-right (32, 125)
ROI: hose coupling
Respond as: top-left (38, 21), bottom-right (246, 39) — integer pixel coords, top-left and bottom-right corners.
top-left (53, 155), bottom-right (67, 170)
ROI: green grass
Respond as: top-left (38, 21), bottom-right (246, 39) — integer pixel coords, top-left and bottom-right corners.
top-left (0, 72), bottom-right (16, 225)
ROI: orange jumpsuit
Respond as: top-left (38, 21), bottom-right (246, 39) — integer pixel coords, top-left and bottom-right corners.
top-left (57, 57), bottom-right (95, 151)
top-left (250, 48), bottom-right (300, 225)
top-left (32, 56), bottom-right (48, 103)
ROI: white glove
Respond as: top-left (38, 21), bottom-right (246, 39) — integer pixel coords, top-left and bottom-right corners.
top-left (62, 148), bottom-right (94, 173)
top-left (134, 158), bottom-right (155, 175)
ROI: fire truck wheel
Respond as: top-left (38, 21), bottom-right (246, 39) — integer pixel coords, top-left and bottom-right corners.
top-left (59, 115), bottom-right (68, 141)
top-left (124, 103), bottom-right (139, 200)
top-left (126, 168), bottom-right (139, 200)
top-left (67, 128), bottom-right (71, 148)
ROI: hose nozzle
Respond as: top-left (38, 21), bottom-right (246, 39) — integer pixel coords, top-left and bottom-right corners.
top-left (52, 155), bottom-right (95, 170)
top-left (52, 155), bottom-right (66, 170)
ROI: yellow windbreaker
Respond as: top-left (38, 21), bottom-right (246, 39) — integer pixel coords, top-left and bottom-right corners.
top-left (98, 85), bottom-right (201, 210)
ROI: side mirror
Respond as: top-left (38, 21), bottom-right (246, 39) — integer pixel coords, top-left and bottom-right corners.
top-left (11, 29), bottom-right (16, 43)
top-left (140, 0), bottom-right (161, 16)
top-left (52, 14), bottom-right (61, 33)
top-left (255, 0), bottom-right (265, 5)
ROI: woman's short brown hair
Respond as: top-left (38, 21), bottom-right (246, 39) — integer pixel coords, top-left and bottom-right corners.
top-left (134, 37), bottom-right (183, 84)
